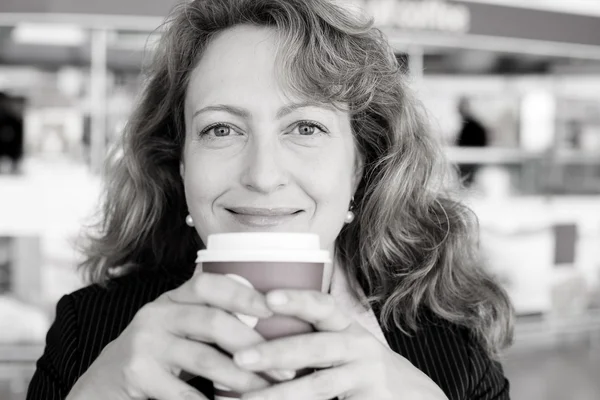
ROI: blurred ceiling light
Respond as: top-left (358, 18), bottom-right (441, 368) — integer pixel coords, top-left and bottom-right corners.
top-left (11, 23), bottom-right (86, 46)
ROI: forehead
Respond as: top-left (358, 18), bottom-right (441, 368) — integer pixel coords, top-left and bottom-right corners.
top-left (185, 24), bottom-right (332, 110)
top-left (187, 25), bottom-right (282, 102)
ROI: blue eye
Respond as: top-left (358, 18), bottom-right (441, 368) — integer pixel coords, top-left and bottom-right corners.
top-left (213, 125), bottom-right (231, 137)
top-left (292, 121), bottom-right (328, 136)
top-left (200, 123), bottom-right (237, 137)
top-left (198, 122), bottom-right (242, 139)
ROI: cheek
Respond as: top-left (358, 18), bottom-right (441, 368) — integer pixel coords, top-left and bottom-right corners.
top-left (315, 148), bottom-right (355, 197)
top-left (182, 164), bottom-right (228, 243)
top-left (184, 169), bottom-right (225, 207)
top-left (182, 150), bottom-right (226, 211)
top-left (311, 184), bottom-right (350, 250)
top-left (318, 180), bottom-right (352, 219)
top-left (307, 150), bottom-right (354, 218)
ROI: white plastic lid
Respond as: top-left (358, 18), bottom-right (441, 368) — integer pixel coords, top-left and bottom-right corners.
top-left (196, 232), bottom-right (331, 263)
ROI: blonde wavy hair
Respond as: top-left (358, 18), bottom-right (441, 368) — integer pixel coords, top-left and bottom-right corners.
top-left (80, 0), bottom-right (514, 358)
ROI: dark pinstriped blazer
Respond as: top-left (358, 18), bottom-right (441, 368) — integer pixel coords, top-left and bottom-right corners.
top-left (27, 266), bottom-right (510, 400)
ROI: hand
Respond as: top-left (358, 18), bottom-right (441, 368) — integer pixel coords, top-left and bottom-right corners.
top-left (67, 272), bottom-right (290, 400)
top-left (231, 290), bottom-right (449, 400)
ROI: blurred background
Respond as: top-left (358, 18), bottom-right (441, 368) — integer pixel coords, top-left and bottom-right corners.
top-left (1, 0), bottom-right (600, 399)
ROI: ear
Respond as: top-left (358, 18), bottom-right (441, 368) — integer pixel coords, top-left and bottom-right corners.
top-left (351, 152), bottom-right (364, 195)
top-left (179, 162), bottom-right (185, 179)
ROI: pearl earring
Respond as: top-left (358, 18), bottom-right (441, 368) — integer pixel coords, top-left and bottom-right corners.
top-left (345, 210), bottom-right (355, 224)
top-left (185, 214), bottom-right (194, 227)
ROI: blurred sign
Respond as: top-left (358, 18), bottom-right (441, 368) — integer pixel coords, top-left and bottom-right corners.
top-left (460, 0), bottom-right (600, 47)
top-left (360, 0), bottom-right (471, 33)
top-left (353, 0), bottom-right (600, 47)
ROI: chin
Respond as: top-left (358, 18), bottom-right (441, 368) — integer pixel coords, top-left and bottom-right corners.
top-left (228, 223), bottom-right (306, 233)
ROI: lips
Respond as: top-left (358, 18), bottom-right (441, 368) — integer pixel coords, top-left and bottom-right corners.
top-left (226, 207), bottom-right (303, 216)
top-left (225, 207), bottom-right (303, 227)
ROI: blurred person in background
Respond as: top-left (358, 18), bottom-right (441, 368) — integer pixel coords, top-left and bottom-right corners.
top-left (0, 92), bottom-right (24, 174)
top-left (456, 96), bottom-right (488, 187)
top-left (27, 1), bottom-right (513, 399)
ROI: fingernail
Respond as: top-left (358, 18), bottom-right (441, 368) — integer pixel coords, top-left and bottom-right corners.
top-left (251, 296), bottom-right (274, 318)
top-left (267, 291), bottom-right (288, 306)
top-left (271, 369), bottom-right (296, 381)
top-left (256, 305), bottom-right (274, 318)
top-left (235, 349), bottom-right (261, 366)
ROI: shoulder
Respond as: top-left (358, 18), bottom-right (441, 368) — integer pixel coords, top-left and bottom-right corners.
top-left (68, 266), bottom-right (190, 324)
top-left (69, 266), bottom-right (188, 305)
top-left (384, 310), bottom-right (510, 400)
top-left (64, 267), bottom-right (191, 368)
top-left (28, 267), bottom-right (191, 398)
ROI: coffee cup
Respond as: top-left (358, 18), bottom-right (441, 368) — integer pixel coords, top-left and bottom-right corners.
top-left (192, 232), bottom-right (332, 399)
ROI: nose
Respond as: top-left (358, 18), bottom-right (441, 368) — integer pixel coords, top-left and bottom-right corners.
top-left (240, 137), bottom-right (289, 193)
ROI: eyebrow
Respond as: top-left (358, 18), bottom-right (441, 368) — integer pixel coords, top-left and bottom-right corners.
top-left (192, 100), bottom-right (338, 120)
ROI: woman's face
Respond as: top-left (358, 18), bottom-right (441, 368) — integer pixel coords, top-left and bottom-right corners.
top-left (181, 24), bottom-right (361, 251)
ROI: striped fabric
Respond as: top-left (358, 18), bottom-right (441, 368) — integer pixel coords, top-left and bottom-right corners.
top-left (27, 267), bottom-right (510, 400)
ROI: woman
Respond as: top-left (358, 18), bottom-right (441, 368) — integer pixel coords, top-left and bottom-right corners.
top-left (27, 0), bottom-right (513, 399)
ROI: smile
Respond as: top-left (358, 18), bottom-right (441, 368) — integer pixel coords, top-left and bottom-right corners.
top-left (225, 207), bottom-right (303, 227)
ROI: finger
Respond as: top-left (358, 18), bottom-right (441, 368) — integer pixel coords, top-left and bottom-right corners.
top-left (160, 304), bottom-right (295, 384)
top-left (161, 272), bottom-right (273, 319)
top-left (233, 332), bottom-right (370, 371)
top-left (166, 337), bottom-right (270, 393)
top-left (265, 290), bottom-right (352, 331)
top-left (241, 363), bottom-right (361, 400)
top-left (163, 303), bottom-right (265, 350)
top-left (141, 363), bottom-right (209, 400)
